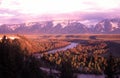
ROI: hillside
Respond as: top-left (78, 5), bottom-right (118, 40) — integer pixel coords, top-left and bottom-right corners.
top-left (0, 35), bottom-right (70, 54)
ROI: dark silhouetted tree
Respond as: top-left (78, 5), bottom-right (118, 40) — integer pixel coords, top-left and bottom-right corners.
top-left (60, 60), bottom-right (74, 78)
top-left (104, 53), bottom-right (115, 78)
top-left (0, 35), bottom-right (47, 78)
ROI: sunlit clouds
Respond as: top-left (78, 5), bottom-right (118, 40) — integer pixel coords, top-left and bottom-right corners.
top-left (0, 0), bottom-right (120, 24)
top-left (0, 0), bottom-right (91, 14)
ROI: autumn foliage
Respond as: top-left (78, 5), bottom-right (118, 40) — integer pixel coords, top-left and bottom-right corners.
top-left (42, 40), bottom-right (120, 74)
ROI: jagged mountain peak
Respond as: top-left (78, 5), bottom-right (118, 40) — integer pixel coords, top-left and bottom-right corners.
top-left (94, 18), bottom-right (120, 33)
top-left (0, 18), bottom-right (120, 34)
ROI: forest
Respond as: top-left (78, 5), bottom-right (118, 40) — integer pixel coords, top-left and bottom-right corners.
top-left (0, 35), bottom-right (120, 78)
top-left (41, 40), bottom-right (120, 75)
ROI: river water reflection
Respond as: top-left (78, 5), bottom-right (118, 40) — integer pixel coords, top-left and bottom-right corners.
top-left (48, 42), bottom-right (78, 54)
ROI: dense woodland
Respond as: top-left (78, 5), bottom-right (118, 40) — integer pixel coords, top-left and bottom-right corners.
top-left (42, 41), bottom-right (120, 75)
top-left (0, 35), bottom-right (120, 78)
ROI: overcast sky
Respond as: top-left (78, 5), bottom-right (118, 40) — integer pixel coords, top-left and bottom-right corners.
top-left (0, 0), bottom-right (120, 24)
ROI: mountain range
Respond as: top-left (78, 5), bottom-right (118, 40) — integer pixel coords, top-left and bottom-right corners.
top-left (0, 18), bottom-right (120, 34)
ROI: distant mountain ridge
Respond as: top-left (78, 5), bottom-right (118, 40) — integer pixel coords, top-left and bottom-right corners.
top-left (0, 18), bottom-right (120, 34)
top-left (94, 18), bottom-right (120, 34)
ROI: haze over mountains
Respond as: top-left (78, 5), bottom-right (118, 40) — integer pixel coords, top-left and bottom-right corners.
top-left (0, 18), bottom-right (120, 34)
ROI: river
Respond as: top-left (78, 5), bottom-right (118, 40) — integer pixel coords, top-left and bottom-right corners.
top-left (33, 42), bottom-right (78, 58)
top-left (47, 42), bottom-right (78, 54)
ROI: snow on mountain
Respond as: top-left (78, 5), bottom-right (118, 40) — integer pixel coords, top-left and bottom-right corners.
top-left (110, 22), bottom-right (119, 31)
top-left (25, 22), bottom-right (39, 26)
top-left (8, 24), bottom-right (21, 30)
top-left (0, 18), bottom-right (120, 34)
top-left (53, 20), bottom-right (68, 28)
top-left (94, 18), bottom-right (120, 33)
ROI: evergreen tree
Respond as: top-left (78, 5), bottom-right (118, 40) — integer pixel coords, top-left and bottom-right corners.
top-left (0, 35), bottom-right (47, 78)
top-left (104, 53), bottom-right (115, 78)
top-left (60, 60), bottom-right (74, 78)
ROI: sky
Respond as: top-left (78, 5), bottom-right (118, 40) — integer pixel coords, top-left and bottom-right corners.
top-left (0, 0), bottom-right (120, 24)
